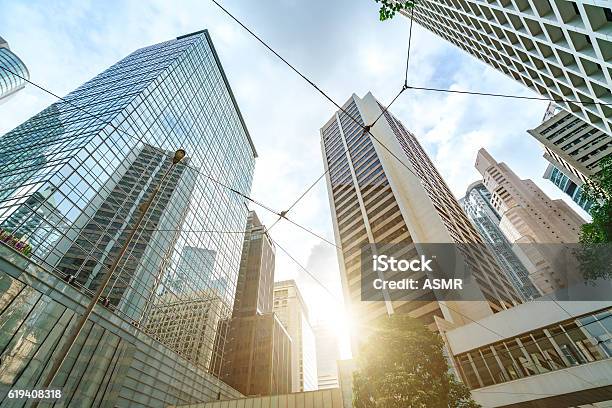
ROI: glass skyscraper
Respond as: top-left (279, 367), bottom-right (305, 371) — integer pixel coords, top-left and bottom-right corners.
top-left (0, 29), bottom-right (256, 376)
top-left (460, 181), bottom-right (540, 300)
top-left (0, 35), bottom-right (29, 101)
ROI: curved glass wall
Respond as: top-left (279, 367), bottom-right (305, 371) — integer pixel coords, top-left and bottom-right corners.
top-left (0, 40), bottom-right (29, 100)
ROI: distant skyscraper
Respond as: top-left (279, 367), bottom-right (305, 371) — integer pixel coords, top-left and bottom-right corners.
top-left (146, 290), bottom-right (227, 371)
top-left (475, 148), bottom-right (585, 294)
top-left (221, 211), bottom-right (292, 396)
top-left (313, 322), bottom-right (340, 390)
top-left (233, 211), bottom-right (275, 317)
top-left (405, 1), bottom-right (612, 134)
top-left (0, 36), bottom-right (29, 101)
top-left (162, 246), bottom-right (229, 297)
top-left (0, 30), bottom-right (257, 377)
top-left (273, 280), bottom-right (318, 392)
top-left (321, 92), bottom-right (521, 337)
top-left (460, 181), bottom-right (540, 300)
top-left (57, 143), bottom-right (196, 320)
top-left (221, 313), bottom-right (292, 396)
top-left (543, 164), bottom-right (593, 212)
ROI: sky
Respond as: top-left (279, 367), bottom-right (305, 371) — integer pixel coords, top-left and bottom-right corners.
top-left (0, 0), bottom-right (591, 359)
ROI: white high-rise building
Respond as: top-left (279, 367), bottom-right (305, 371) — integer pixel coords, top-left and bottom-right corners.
top-left (475, 148), bottom-right (585, 295)
top-left (405, 1), bottom-right (612, 134)
top-left (273, 280), bottom-right (318, 392)
top-left (313, 322), bottom-right (340, 390)
top-left (321, 92), bottom-right (521, 339)
top-left (527, 103), bottom-right (610, 214)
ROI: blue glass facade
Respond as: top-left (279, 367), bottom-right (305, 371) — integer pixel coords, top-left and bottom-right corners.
top-left (0, 245), bottom-right (242, 407)
top-left (461, 182), bottom-right (541, 300)
top-left (0, 30), bottom-right (256, 375)
top-left (0, 36), bottom-right (29, 101)
top-left (545, 165), bottom-right (593, 212)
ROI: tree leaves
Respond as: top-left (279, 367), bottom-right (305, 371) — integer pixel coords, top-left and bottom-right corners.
top-left (577, 156), bottom-right (612, 282)
top-left (352, 314), bottom-right (480, 407)
top-left (374, 0), bottom-right (417, 21)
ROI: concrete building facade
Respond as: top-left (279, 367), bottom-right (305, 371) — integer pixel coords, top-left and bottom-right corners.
top-left (220, 313), bottom-right (292, 396)
top-left (442, 301), bottom-right (612, 407)
top-left (529, 104), bottom-right (611, 184)
top-left (321, 92), bottom-right (521, 340)
top-left (475, 148), bottom-right (585, 295)
top-left (405, 1), bottom-right (612, 134)
top-left (273, 280), bottom-right (318, 392)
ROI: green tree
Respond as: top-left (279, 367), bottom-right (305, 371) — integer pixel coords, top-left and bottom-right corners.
top-left (374, 0), bottom-right (416, 21)
top-left (352, 314), bottom-right (479, 408)
top-left (577, 156), bottom-right (612, 282)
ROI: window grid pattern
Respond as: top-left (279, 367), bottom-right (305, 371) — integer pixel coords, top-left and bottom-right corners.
top-left (530, 107), bottom-right (612, 180)
top-left (0, 250), bottom-right (242, 407)
top-left (460, 182), bottom-right (540, 300)
top-left (0, 31), bottom-right (256, 376)
top-left (408, 0), bottom-right (612, 134)
top-left (381, 108), bottom-right (522, 311)
top-left (321, 98), bottom-right (443, 328)
top-left (0, 38), bottom-right (29, 101)
top-left (454, 307), bottom-right (612, 390)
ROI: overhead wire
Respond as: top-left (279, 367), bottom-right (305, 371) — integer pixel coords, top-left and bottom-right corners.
top-left (2, 3), bottom-right (610, 396)
top-left (207, 1), bottom-right (612, 397)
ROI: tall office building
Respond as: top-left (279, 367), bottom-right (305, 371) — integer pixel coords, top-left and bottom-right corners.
top-left (233, 211), bottom-right (275, 317)
top-left (145, 290), bottom-right (227, 371)
top-left (475, 148), bottom-right (585, 294)
top-left (543, 163), bottom-right (593, 212)
top-left (0, 30), bottom-right (257, 379)
top-left (528, 103), bottom-right (609, 212)
top-left (0, 36), bottom-right (29, 101)
top-left (313, 322), bottom-right (340, 390)
top-left (221, 211), bottom-right (292, 396)
top-left (321, 92), bottom-right (521, 336)
top-left (56, 143), bottom-right (196, 320)
top-left (273, 280), bottom-right (318, 392)
top-left (461, 181), bottom-right (540, 300)
top-left (405, 1), bottom-right (612, 134)
top-left (221, 313), bottom-right (292, 396)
